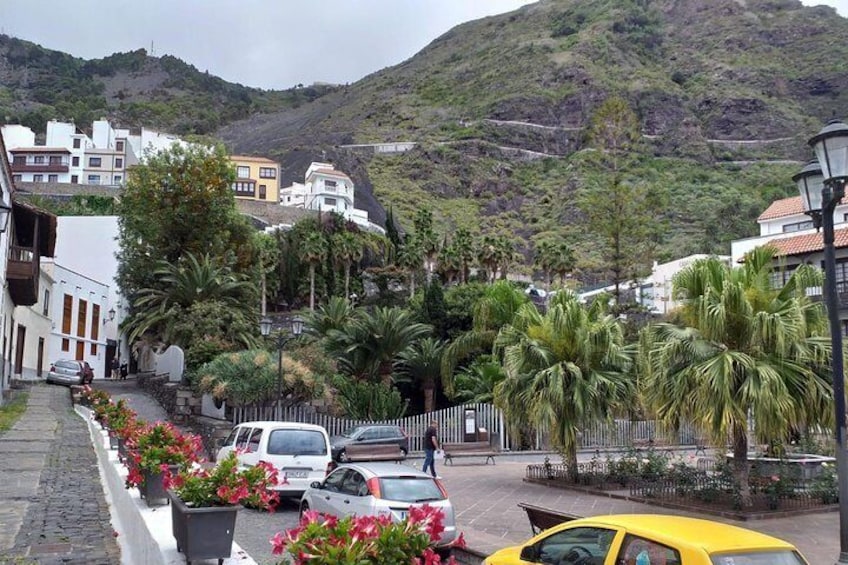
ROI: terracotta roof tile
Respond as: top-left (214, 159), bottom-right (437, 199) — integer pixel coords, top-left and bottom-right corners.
top-left (230, 155), bottom-right (278, 164)
top-left (765, 226), bottom-right (848, 257)
top-left (9, 147), bottom-right (71, 154)
top-left (758, 195), bottom-right (848, 221)
top-left (311, 168), bottom-right (352, 181)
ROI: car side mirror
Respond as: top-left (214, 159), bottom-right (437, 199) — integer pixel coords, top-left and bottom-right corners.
top-left (520, 546), bottom-right (538, 561)
top-left (310, 481), bottom-right (323, 489)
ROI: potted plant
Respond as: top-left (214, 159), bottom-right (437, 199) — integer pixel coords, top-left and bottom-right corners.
top-left (125, 422), bottom-right (202, 506)
top-left (164, 451), bottom-right (279, 562)
top-left (270, 505), bottom-right (466, 564)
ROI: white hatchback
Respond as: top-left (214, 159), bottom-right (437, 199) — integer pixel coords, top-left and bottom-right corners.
top-left (216, 421), bottom-right (333, 497)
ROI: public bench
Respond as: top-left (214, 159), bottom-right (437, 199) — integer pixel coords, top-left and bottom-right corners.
top-left (517, 502), bottom-right (583, 535)
top-left (442, 441), bottom-right (499, 465)
top-left (632, 437), bottom-right (671, 449)
top-left (343, 443), bottom-right (406, 463)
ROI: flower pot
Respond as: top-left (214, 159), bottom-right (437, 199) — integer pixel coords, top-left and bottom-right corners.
top-left (140, 465), bottom-right (180, 507)
top-left (117, 438), bottom-right (128, 463)
top-left (167, 490), bottom-right (239, 564)
top-left (108, 431), bottom-right (119, 450)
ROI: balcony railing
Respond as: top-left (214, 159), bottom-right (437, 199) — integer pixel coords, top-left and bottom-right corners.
top-left (10, 162), bottom-right (70, 173)
top-left (7, 245), bottom-right (39, 306)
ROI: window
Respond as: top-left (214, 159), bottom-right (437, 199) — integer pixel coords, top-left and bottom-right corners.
top-left (62, 294), bottom-right (73, 334)
top-left (48, 174), bottom-right (58, 182)
top-left (246, 428), bottom-right (263, 452)
top-left (33, 174), bottom-right (43, 182)
top-left (113, 175), bottom-right (122, 184)
top-left (618, 534), bottom-right (681, 565)
top-left (709, 550), bottom-right (806, 565)
top-left (115, 158), bottom-right (123, 169)
top-left (259, 185), bottom-right (266, 200)
top-left (72, 156), bottom-right (80, 167)
top-left (782, 220), bottom-right (814, 233)
top-left (116, 141), bottom-right (124, 152)
top-left (91, 343), bottom-right (97, 355)
top-left (42, 290), bottom-right (49, 316)
top-left (12, 156), bottom-right (25, 165)
top-left (325, 197), bottom-right (337, 207)
top-left (62, 338), bottom-right (70, 352)
top-left (73, 138), bottom-right (81, 149)
top-left (836, 260), bottom-right (848, 295)
top-left (267, 429), bottom-right (327, 456)
top-left (534, 527), bottom-right (616, 565)
top-left (323, 469), bottom-right (348, 493)
top-left (12, 174), bottom-right (21, 182)
top-left (88, 175), bottom-right (101, 184)
top-left (379, 477), bottom-right (444, 503)
top-left (237, 166), bottom-right (250, 178)
top-left (71, 175), bottom-right (78, 184)
top-left (231, 181), bottom-right (255, 196)
top-left (91, 304), bottom-right (100, 341)
top-left (76, 341), bottom-right (84, 361)
top-left (235, 427), bottom-right (253, 450)
top-left (77, 299), bottom-right (87, 337)
top-left (259, 167), bottom-right (277, 178)
top-left (287, 196), bottom-right (291, 203)
top-left (770, 267), bottom-right (798, 290)
top-left (49, 155), bottom-right (62, 165)
top-left (89, 157), bottom-right (101, 167)
top-left (341, 470), bottom-right (368, 497)
top-left (325, 179), bottom-right (337, 191)
top-left (33, 155), bottom-right (45, 164)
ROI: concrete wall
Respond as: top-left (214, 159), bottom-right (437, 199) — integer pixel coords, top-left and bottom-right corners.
top-left (11, 269), bottom-right (54, 380)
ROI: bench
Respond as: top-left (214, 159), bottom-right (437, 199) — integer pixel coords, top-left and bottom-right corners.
top-left (442, 441), bottom-right (498, 465)
top-left (632, 437), bottom-right (670, 449)
top-left (517, 502), bottom-right (582, 535)
top-left (343, 443), bottom-right (406, 463)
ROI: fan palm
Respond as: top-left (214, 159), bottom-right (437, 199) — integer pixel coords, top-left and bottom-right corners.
top-left (440, 281), bottom-right (529, 395)
top-left (452, 356), bottom-right (505, 404)
top-left (125, 253), bottom-right (257, 345)
top-left (494, 291), bottom-right (634, 479)
top-left (301, 232), bottom-right (326, 310)
top-left (333, 231), bottom-right (363, 298)
top-left (642, 247), bottom-right (833, 506)
top-left (396, 337), bottom-right (445, 413)
top-left (304, 296), bottom-right (356, 337)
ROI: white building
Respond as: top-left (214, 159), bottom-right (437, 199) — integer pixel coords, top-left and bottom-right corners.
top-left (280, 162), bottom-right (384, 234)
top-left (41, 261), bottom-right (111, 380)
top-left (641, 254), bottom-right (732, 314)
top-left (10, 268), bottom-right (54, 380)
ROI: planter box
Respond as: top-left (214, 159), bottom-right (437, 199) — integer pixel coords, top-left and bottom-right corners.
top-left (108, 431), bottom-right (120, 450)
top-left (140, 469), bottom-right (168, 507)
top-left (168, 491), bottom-right (239, 564)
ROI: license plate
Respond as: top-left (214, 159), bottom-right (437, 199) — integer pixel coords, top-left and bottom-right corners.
top-left (286, 471), bottom-right (308, 479)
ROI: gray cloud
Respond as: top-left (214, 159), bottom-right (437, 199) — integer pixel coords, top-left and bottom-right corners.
top-left (1, 0), bottom-right (844, 90)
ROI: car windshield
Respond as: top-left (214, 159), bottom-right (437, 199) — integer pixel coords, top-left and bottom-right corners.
top-left (267, 429), bottom-right (327, 456)
top-left (710, 550), bottom-right (807, 565)
top-left (379, 477), bottom-right (444, 503)
top-left (342, 426), bottom-right (365, 438)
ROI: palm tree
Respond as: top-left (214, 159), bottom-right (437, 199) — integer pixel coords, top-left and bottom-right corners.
top-left (301, 232), bottom-right (326, 310)
top-left (479, 235), bottom-right (501, 283)
top-left (494, 290), bottom-right (634, 479)
top-left (125, 252), bottom-right (257, 345)
top-left (325, 307), bottom-right (433, 385)
top-left (413, 210), bottom-right (440, 283)
top-left (495, 235), bottom-right (515, 281)
top-left (397, 240), bottom-right (423, 298)
top-left (304, 296), bottom-right (355, 337)
top-left (396, 337), bottom-right (445, 413)
top-left (454, 228), bottom-right (475, 284)
top-left (535, 240), bottom-right (555, 288)
top-left (333, 231), bottom-right (363, 298)
top-left (440, 280), bottom-right (529, 395)
top-left (452, 356), bottom-right (505, 404)
top-left (641, 248), bottom-right (833, 506)
top-left (551, 242), bottom-right (576, 286)
top-left (437, 244), bottom-right (462, 285)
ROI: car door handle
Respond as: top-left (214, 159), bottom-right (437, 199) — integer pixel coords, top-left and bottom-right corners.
top-left (324, 496), bottom-right (330, 501)
top-left (343, 499), bottom-right (350, 504)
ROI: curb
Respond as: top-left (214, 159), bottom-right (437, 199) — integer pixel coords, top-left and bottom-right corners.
top-left (76, 405), bottom-right (257, 565)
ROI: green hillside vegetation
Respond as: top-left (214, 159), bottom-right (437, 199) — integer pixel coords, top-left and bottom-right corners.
top-left (0, 35), bottom-right (335, 135)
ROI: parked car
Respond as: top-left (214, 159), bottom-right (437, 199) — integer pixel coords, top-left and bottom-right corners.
top-left (483, 514), bottom-right (809, 565)
top-left (46, 359), bottom-right (88, 386)
top-left (216, 421), bottom-right (333, 497)
top-left (300, 462), bottom-right (457, 553)
top-left (330, 424), bottom-right (409, 461)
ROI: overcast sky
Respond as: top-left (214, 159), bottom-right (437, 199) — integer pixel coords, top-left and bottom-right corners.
top-left (1, 0), bottom-right (845, 91)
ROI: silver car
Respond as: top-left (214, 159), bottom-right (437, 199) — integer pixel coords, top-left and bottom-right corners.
top-left (46, 359), bottom-right (86, 386)
top-left (300, 462), bottom-right (457, 552)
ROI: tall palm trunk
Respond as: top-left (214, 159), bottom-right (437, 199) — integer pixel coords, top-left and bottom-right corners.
top-left (423, 378), bottom-right (436, 414)
top-left (565, 439), bottom-right (579, 481)
top-left (732, 426), bottom-right (752, 507)
top-left (378, 360), bottom-right (393, 387)
top-left (409, 272), bottom-right (416, 298)
top-left (309, 265), bottom-right (316, 311)
top-left (344, 262), bottom-right (351, 298)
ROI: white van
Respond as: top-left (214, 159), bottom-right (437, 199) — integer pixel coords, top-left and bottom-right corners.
top-left (216, 421), bottom-right (333, 497)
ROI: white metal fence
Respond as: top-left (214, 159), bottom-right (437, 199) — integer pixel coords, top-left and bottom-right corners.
top-left (232, 403), bottom-right (704, 453)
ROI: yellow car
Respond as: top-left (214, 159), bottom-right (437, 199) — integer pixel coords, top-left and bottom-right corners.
top-left (483, 514), bottom-right (808, 565)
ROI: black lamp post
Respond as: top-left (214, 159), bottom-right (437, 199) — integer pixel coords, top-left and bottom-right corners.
top-left (260, 315), bottom-right (304, 416)
top-left (796, 119), bottom-right (848, 564)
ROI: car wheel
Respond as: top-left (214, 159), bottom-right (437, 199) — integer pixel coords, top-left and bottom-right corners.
top-left (338, 450), bottom-right (349, 462)
top-left (299, 501), bottom-right (310, 519)
top-left (400, 447), bottom-right (408, 458)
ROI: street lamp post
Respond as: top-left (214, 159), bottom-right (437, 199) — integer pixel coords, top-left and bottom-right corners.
top-left (796, 119), bottom-right (848, 564)
top-left (260, 315), bottom-right (304, 417)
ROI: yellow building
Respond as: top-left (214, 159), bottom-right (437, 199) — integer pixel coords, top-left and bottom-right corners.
top-left (228, 156), bottom-right (280, 202)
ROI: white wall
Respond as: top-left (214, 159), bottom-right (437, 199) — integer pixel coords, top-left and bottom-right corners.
top-left (11, 269), bottom-right (54, 380)
top-left (53, 216), bottom-right (125, 362)
top-left (1, 125), bottom-right (36, 154)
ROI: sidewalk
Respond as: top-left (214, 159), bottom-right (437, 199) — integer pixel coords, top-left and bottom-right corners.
top-left (0, 384), bottom-right (121, 564)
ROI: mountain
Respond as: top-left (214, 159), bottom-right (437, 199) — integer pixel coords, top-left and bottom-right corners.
top-left (4, 0), bottom-right (848, 280)
top-left (0, 35), bottom-right (335, 136)
top-left (217, 0), bottom-right (848, 274)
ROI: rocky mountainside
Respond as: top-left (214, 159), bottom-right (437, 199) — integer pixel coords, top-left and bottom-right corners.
top-left (4, 0), bottom-right (848, 277)
top-left (216, 0), bottom-right (848, 269)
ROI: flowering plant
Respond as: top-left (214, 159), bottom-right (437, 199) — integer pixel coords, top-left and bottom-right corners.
top-left (125, 422), bottom-right (203, 488)
top-left (271, 505), bottom-right (465, 564)
top-left (164, 451), bottom-right (279, 510)
top-left (81, 386), bottom-right (110, 408)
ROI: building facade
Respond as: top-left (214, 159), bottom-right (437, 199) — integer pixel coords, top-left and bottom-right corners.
top-left (229, 156), bottom-right (280, 202)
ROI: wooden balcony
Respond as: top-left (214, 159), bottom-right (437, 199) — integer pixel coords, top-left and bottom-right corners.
top-left (6, 245), bottom-right (39, 306)
top-left (10, 163), bottom-right (70, 173)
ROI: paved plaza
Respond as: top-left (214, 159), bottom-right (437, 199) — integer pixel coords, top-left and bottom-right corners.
top-left (0, 380), bottom-right (840, 564)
